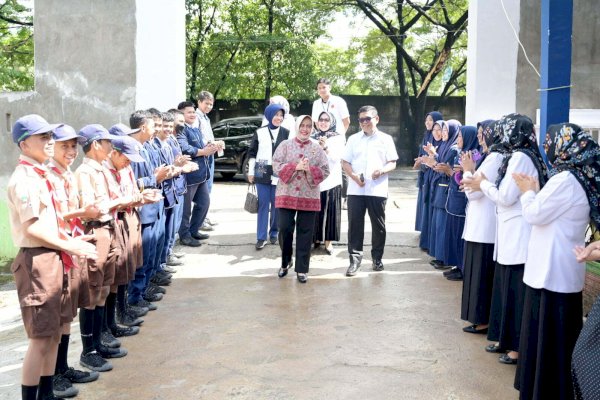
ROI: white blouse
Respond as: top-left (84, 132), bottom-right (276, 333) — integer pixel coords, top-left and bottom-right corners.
top-left (480, 152), bottom-right (538, 265)
top-left (318, 134), bottom-right (345, 192)
top-left (462, 152), bottom-right (504, 244)
top-left (521, 171), bottom-right (590, 293)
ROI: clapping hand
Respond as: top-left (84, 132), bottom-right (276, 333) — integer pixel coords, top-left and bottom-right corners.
top-left (460, 152), bottom-right (476, 174)
top-left (296, 157), bottom-right (310, 171)
top-left (512, 173), bottom-right (539, 193)
top-left (574, 241), bottom-right (600, 262)
top-left (462, 172), bottom-right (486, 192)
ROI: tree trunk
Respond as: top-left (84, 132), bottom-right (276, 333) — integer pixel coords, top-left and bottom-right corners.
top-left (264, 1), bottom-right (274, 102)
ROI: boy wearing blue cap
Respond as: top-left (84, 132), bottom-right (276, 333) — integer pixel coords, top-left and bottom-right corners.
top-left (47, 125), bottom-right (103, 397)
top-left (75, 124), bottom-right (131, 370)
top-left (101, 135), bottom-right (147, 345)
top-left (7, 114), bottom-right (97, 400)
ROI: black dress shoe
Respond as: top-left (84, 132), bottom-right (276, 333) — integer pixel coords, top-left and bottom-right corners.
top-left (297, 273), bottom-right (307, 283)
top-left (192, 232), bottom-right (210, 240)
top-left (446, 269), bottom-right (463, 281)
top-left (498, 353), bottom-right (518, 365)
top-left (463, 324), bottom-right (488, 334)
top-left (346, 263), bottom-right (361, 277)
top-left (180, 237), bottom-right (201, 247)
top-left (485, 343), bottom-right (504, 353)
top-left (372, 260), bottom-right (384, 271)
top-left (278, 261), bottom-right (293, 278)
top-left (443, 266), bottom-right (458, 276)
top-left (429, 259), bottom-right (444, 267)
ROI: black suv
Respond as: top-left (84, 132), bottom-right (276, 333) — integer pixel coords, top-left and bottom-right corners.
top-left (212, 116), bottom-right (263, 179)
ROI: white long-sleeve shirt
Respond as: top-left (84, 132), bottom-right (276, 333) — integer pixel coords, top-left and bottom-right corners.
top-left (521, 171), bottom-right (590, 293)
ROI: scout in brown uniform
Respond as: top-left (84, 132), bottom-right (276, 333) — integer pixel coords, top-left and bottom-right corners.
top-left (7, 115), bottom-right (97, 400)
top-left (101, 135), bottom-right (147, 346)
top-left (47, 125), bottom-right (102, 397)
top-left (109, 124), bottom-right (153, 327)
top-left (75, 125), bottom-right (130, 370)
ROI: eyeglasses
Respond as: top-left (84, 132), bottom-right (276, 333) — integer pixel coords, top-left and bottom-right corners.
top-left (358, 116), bottom-right (374, 124)
top-left (318, 118), bottom-right (330, 122)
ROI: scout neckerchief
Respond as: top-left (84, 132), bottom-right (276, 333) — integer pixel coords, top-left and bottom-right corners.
top-left (19, 159), bottom-right (76, 272)
top-left (48, 164), bottom-right (86, 237)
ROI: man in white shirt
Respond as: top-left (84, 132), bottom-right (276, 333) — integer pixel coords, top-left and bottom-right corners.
top-left (342, 105), bottom-right (398, 277)
top-left (311, 78), bottom-right (350, 134)
top-left (312, 78), bottom-right (351, 209)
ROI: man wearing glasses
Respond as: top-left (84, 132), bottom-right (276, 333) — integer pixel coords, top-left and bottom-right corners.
top-left (341, 106), bottom-right (398, 277)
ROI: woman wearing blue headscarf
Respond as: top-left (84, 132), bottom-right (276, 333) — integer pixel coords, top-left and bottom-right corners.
top-left (247, 104), bottom-right (290, 249)
top-left (418, 118), bottom-right (444, 251)
top-left (415, 111), bottom-right (443, 235)
top-left (442, 124), bottom-right (480, 282)
top-left (427, 119), bottom-right (461, 267)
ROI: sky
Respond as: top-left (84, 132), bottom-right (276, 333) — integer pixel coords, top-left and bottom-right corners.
top-left (321, 11), bottom-right (372, 48)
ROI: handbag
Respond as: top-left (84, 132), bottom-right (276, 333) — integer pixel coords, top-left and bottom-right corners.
top-left (244, 184), bottom-right (259, 214)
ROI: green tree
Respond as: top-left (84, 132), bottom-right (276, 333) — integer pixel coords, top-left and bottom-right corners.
top-left (185, 0), bottom-right (333, 102)
top-left (0, 0), bottom-right (34, 92)
top-left (330, 0), bottom-right (468, 155)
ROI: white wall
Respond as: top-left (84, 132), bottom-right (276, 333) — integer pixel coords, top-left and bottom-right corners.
top-left (465, 0), bottom-right (521, 125)
top-left (135, 0), bottom-right (186, 110)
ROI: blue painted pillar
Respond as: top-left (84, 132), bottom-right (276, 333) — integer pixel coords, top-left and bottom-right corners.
top-left (539, 0), bottom-right (573, 154)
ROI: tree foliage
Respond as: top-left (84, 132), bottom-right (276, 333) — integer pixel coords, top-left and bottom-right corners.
top-left (0, 0), bottom-right (33, 92)
top-left (186, 0), bottom-right (333, 102)
top-left (325, 0), bottom-right (468, 153)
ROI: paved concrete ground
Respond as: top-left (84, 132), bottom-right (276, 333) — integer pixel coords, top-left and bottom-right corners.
top-left (0, 169), bottom-right (517, 399)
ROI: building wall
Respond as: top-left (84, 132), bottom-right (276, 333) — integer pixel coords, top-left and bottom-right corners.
top-left (516, 0), bottom-right (600, 121)
top-left (0, 0), bottom-right (185, 260)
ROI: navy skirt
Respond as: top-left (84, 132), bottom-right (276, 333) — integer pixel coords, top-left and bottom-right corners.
top-left (443, 214), bottom-right (465, 268)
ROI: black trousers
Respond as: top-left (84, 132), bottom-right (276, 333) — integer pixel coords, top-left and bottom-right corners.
top-left (347, 195), bottom-right (387, 265)
top-left (278, 208), bottom-right (317, 274)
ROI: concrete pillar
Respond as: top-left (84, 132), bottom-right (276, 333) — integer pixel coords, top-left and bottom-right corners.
top-left (465, 0), bottom-right (521, 125)
top-left (0, 0), bottom-right (186, 259)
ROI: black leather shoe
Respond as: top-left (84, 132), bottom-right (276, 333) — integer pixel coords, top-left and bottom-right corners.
top-left (429, 259), bottom-right (444, 267)
top-left (485, 343), bottom-right (504, 353)
top-left (180, 236), bottom-right (201, 247)
top-left (443, 266), bottom-right (459, 276)
top-left (346, 263), bottom-right (361, 277)
top-left (192, 232), bottom-right (210, 240)
top-left (297, 273), bottom-right (307, 283)
top-left (372, 260), bottom-right (384, 271)
top-left (498, 353), bottom-right (518, 365)
top-left (278, 261), bottom-right (293, 278)
top-left (463, 324), bottom-right (488, 334)
top-left (446, 269), bottom-right (463, 281)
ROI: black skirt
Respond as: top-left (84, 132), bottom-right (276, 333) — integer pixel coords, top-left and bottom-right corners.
top-left (313, 185), bottom-right (342, 242)
top-left (487, 262), bottom-right (526, 351)
top-left (572, 294), bottom-right (600, 400)
top-left (461, 241), bottom-right (495, 325)
top-left (515, 286), bottom-right (582, 400)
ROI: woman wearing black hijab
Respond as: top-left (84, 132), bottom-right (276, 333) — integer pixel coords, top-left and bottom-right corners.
top-left (513, 123), bottom-right (599, 400)
top-left (459, 120), bottom-right (502, 333)
top-left (463, 113), bottom-right (548, 365)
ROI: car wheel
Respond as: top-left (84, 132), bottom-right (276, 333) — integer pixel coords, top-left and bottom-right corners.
top-left (220, 172), bottom-right (236, 180)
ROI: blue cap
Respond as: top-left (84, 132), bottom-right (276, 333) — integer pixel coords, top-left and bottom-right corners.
top-left (12, 114), bottom-right (63, 144)
top-left (53, 125), bottom-right (78, 142)
top-left (110, 136), bottom-right (145, 163)
top-left (109, 123), bottom-right (140, 136)
top-left (77, 124), bottom-right (114, 147)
